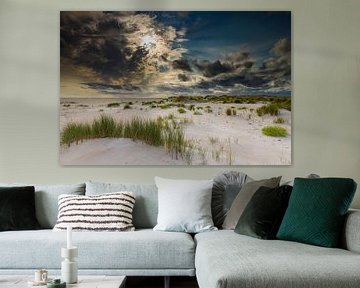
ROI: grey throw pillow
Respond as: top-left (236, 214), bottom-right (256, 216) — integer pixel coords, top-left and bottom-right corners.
top-left (212, 171), bottom-right (252, 228)
top-left (153, 177), bottom-right (217, 233)
top-left (222, 176), bottom-right (281, 230)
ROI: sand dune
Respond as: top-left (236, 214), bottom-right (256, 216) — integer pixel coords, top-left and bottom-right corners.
top-left (60, 97), bottom-right (291, 165)
top-left (60, 138), bottom-right (186, 165)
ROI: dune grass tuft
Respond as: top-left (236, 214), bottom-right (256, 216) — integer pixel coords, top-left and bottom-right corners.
top-left (107, 102), bottom-right (120, 108)
top-left (256, 104), bottom-right (279, 116)
top-left (262, 125), bottom-right (287, 137)
top-left (274, 117), bottom-right (285, 124)
top-left (61, 115), bottom-right (192, 161)
top-left (226, 107), bottom-right (237, 116)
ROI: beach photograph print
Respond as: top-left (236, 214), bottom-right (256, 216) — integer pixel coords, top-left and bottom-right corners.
top-left (60, 11), bottom-right (291, 166)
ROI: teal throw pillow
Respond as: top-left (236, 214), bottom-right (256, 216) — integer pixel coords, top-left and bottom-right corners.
top-left (277, 178), bottom-right (357, 247)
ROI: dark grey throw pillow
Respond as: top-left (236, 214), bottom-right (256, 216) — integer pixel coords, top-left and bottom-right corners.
top-left (0, 186), bottom-right (41, 231)
top-left (223, 176), bottom-right (282, 230)
top-left (235, 185), bottom-right (292, 239)
top-left (212, 171), bottom-right (252, 228)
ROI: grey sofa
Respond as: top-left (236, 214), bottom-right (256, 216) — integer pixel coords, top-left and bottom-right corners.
top-left (195, 212), bottom-right (360, 288)
top-left (0, 181), bottom-right (360, 288)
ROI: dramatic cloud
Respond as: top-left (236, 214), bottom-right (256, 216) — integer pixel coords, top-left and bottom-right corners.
top-left (172, 59), bottom-right (192, 72)
top-left (177, 74), bottom-right (190, 82)
top-left (61, 11), bottom-right (188, 86)
top-left (195, 60), bottom-right (234, 77)
top-left (61, 12), bottom-right (291, 97)
top-left (271, 38), bottom-right (291, 59)
top-left (224, 51), bottom-right (250, 63)
top-left (83, 82), bottom-right (140, 95)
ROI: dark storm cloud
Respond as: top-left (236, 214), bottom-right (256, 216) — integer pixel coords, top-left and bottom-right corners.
top-left (193, 51), bottom-right (254, 79)
top-left (157, 85), bottom-right (194, 94)
top-left (82, 82), bottom-right (140, 95)
top-left (178, 37), bottom-right (291, 95)
top-left (177, 74), bottom-right (190, 81)
top-left (224, 51), bottom-right (250, 63)
top-left (258, 38), bottom-right (291, 84)
top-left (242, 61), bottom-right (255, 69)
top-left (195, 60), bottom-right (233, 77)
top-left (194, 73), bottom-right (267, 90)
top-left (83, 82), bottom-right (140, 91)
top-left (61, 12), bottom-right (290, 97)
top-left (60, 11), bottom-right (148, 81)
top-left (172, 59), bottom-right (192, 72)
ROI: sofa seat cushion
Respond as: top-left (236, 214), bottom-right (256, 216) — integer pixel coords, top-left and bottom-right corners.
top-left (195, 230), bottom-right (360, 288)
top-left (0, 229), bottom-right (195, 270)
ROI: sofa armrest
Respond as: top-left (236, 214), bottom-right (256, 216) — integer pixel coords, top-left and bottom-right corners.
top-left (342, 209), bottom-right (360, 253)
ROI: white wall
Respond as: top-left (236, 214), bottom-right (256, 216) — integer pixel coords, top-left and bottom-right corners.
top-left (0, 0), bottom-right (359, 208)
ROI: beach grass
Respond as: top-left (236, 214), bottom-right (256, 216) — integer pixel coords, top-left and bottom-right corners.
top-left (262, 125), bottom-right (288, 137)
top-left (226, 107), bottom-right (237, 116)
top-left (256, 103), bottom-right (280, 116)
top-left (61, 115), bottom-right (192, 161)
top-left (107, 102), bottom-right (121, 107)
top-left (274, 117), bottom-right (286, 124)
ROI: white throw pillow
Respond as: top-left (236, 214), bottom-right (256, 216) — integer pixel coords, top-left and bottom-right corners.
top-left (153, 177), bottom-right (217, 233)
top-left (53, 192), bottom-right (135, 231)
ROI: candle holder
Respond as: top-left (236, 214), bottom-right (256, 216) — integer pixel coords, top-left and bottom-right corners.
top-left (61, 247), bottom-right (78, 284)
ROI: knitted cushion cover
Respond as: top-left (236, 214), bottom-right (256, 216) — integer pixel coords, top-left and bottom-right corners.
top-left (277, 178), bottom-right (357, 247)
top-left (53, 192), bottom-right (135, 231)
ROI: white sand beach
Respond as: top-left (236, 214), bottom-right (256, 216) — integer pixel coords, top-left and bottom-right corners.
top-left (60, 97), bottom-right (291, 165)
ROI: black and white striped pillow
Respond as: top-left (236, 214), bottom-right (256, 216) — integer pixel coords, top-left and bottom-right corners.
top-left (53, 192), bottom-right (136, 231)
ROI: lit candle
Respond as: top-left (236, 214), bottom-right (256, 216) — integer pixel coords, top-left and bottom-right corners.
top-left (67, 225), bottom-right (72, 249)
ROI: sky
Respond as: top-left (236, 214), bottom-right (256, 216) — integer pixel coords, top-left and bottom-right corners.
top-left (60, 11), bottom-right (291, 98)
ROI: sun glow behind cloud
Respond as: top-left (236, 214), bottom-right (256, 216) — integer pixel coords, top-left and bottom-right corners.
top-left (140, 34), bottom-right (157, 47)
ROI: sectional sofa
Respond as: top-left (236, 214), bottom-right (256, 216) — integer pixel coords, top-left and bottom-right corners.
top-left (0, 180), bottom-right (359, 288)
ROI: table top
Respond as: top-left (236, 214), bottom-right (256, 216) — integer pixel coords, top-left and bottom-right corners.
top-left (0, 275), bottom-right (126, 288)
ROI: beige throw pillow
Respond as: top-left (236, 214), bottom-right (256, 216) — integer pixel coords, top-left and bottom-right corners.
top-left (222, 176), bottom-right (281, 230)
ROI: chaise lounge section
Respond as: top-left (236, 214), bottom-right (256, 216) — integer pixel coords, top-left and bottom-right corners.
top-left (195, 215), bottom-right (360, 288)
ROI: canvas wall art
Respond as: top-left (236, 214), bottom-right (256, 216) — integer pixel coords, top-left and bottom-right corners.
top-left (60, 11), bottom-right (291, 165)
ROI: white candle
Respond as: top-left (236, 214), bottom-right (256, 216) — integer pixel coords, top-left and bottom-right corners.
top-left (67, 225), bottom-right (72, 249)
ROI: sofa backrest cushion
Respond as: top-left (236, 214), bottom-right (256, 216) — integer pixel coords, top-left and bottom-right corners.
top-left (0, 183), bottom-right (86, 229)
top-left (86, 181), bottom-right (158, 229)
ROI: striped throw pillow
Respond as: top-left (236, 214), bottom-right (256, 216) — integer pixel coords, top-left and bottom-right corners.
top-left (53, 192), bottom-right (136, 231)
